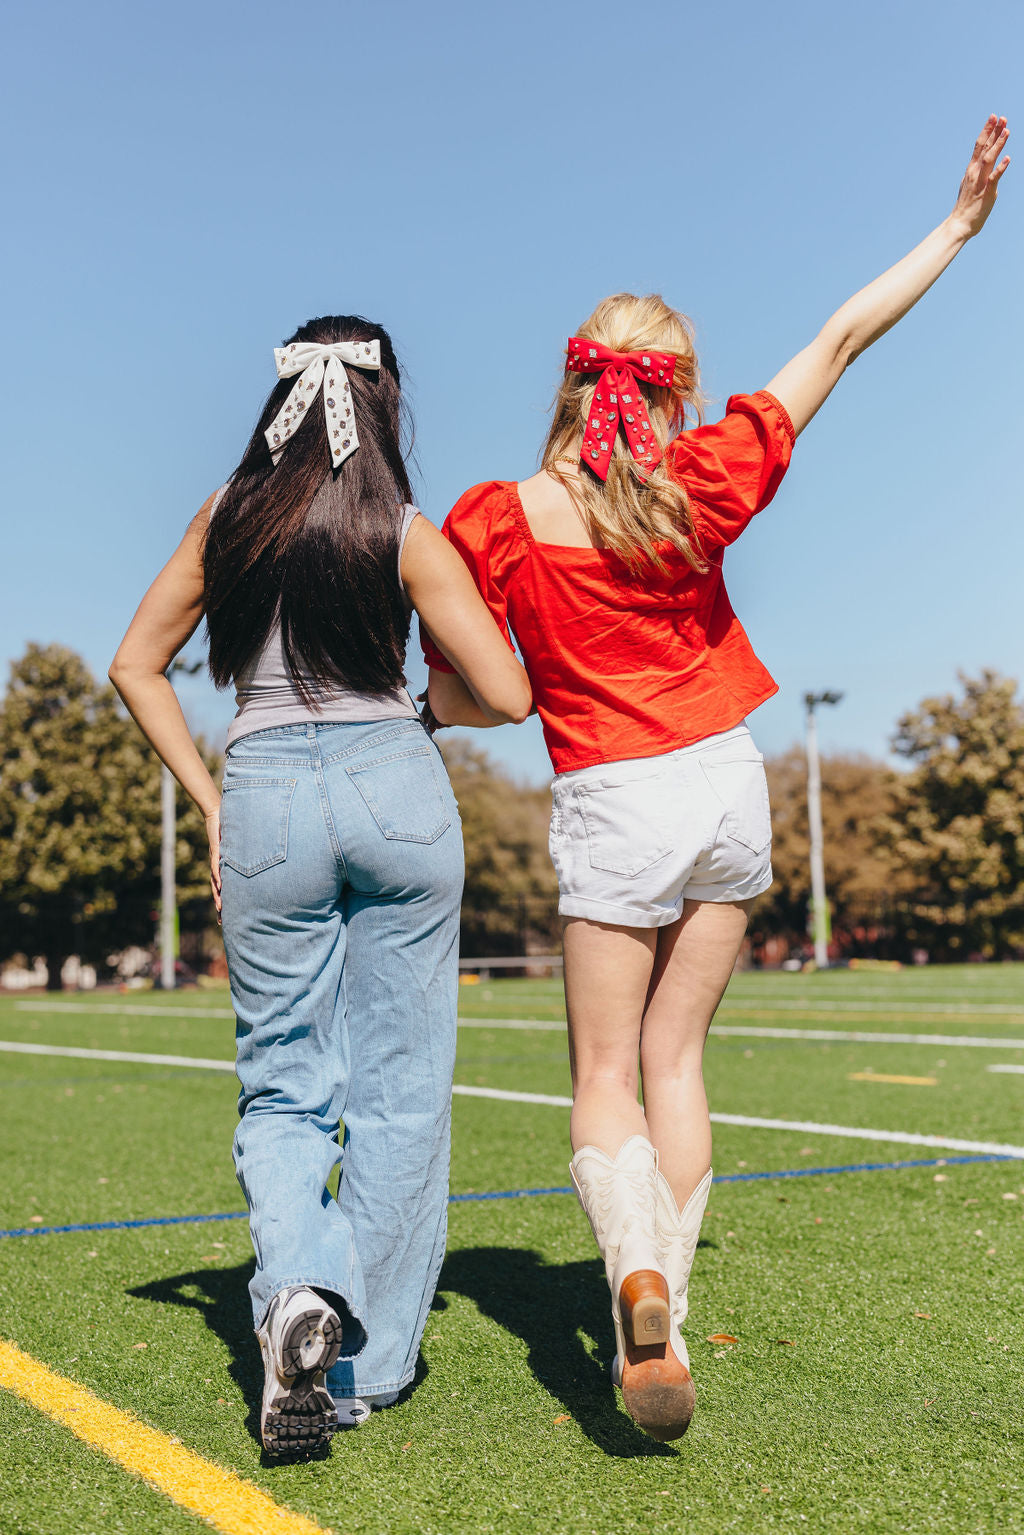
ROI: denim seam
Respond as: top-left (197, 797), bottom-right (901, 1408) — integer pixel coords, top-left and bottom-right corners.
top-left (317, 721), bottom-right (426, 764)
top-left (321, 723), bottom-right (426, 766)
top-left (223, 757), bottom-right (312, 768)
top-left (313, 757), bottom-right (347, 877)
top-left (222, 777), bottom-right (298, 790)
top-left (343, 746), bottom-right (431, 773)
top-left (394, 1196), bottom-right (449, 1385)
top-left (351, 1367), bottom-right (415, 1397)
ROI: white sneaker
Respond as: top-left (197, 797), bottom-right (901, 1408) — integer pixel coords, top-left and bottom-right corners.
top-left (333, 1395), bottom-right (371, 1428)
top-left (256, 1287), bottom-right (343, 1455)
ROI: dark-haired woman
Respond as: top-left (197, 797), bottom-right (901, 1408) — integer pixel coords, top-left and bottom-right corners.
top-left (110, 317), bottom-right (532, 1455)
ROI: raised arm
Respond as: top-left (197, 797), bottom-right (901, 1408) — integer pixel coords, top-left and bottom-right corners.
top-left (766, 115), bottom-right (1010, 436)
top-left (401, 516), bottom-right (533, 727)
top-left (109, 500), bottom-right (223, 906)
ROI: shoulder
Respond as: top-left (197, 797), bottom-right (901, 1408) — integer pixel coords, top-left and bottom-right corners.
top-left (444, 481), bottom-right (524, 552)
top-left (447, 480), bottom-right (518, 530)
top-left (668, 391), bottom-right (795, 481)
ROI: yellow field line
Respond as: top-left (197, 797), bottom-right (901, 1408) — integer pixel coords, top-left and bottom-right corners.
top-left (0, 1337), bottom-right (331, 1535)
top-left (848, 1072), bottom-right (938, 1087)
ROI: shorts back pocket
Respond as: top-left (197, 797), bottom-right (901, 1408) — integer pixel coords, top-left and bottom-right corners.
top-left (700, 755), bottom-right (771, 854)
top-left (220, 778), bottom-right (297, 876)
top-left (576, 776), bottom-right (672, 879)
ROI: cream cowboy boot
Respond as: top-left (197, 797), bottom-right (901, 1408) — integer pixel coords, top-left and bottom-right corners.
top-left (654, 1166), bottom-right (713, 1375)
top-left (570, 1135), bottom-right (694, 1441)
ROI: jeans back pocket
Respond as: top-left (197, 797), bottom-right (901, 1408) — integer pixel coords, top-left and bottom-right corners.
top-left (220, 778), bottom-right (297, 876)
top-left (346, 746), bottom-right (451, 844)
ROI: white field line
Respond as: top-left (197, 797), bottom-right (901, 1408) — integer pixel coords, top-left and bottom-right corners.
top-left (8, 1003), bottom-right (1024, 1050)
top-left (14, 995), bottom-right (1024, 1019)
top-left (452, 1084), bottom-right (573, 1108)
top-left (7, 1040), bottom-right (1021, 1161)
top-left (461, 1019), bottom-right (1024, 1050)
top-left (0, 1041), bottom-right (235, 1071)
top-left (719, 999), bottom-right (1024, 1017)
top-left (987, 1064), bottom-right (1024, 1075)
top-left (453, 1085), bottom-right (1024, 1159)
top-left (12, 1001), bottom-right (235, 1019)
top-left (710, 1025), bottom-right (1024, 1050)
top-left (706, 1113), bottom-right (1024, 1159)
top-left (458, 1017), bottom-right (564, 1032)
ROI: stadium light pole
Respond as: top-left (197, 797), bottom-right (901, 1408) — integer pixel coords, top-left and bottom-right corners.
top-left (160, 657), bottom-right (203, 990)
top-left (804, 690), bottom-right (844, 970)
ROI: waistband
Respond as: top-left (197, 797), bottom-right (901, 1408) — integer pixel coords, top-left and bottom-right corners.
top-left (552, 722), bottom-right (754, 791)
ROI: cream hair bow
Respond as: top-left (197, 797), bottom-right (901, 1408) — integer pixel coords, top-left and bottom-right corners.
top-left (264, 340), bottom-right (381, 467)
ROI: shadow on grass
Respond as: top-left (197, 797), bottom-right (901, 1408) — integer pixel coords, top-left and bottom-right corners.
top-left (128, 1259), bottom-right (427, 1464)
top-left (438, 1245), bottom-right (712, 1459)
top-left (129, 1242), bottom-right (713, 1462)
top-left (127, 1260), bottom-right (295, 1464)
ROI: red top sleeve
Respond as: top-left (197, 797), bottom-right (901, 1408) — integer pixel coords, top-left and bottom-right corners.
top-left (665, 389), bottom-right (795, 551)
top-left (420, 482), bottom-right (524, 672)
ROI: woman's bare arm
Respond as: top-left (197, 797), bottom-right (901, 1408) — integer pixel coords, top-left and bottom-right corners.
top-left (765, 115), bottom-right (1010, 436)
top-left (109, 500), bottom-right (223, 905)
top-left (426, 666), bottom-right (503, 729)
top-left (401, 516), bottom-right (533, 727)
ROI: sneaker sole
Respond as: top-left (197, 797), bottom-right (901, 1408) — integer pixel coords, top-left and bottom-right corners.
top-left (261, 1305), bottom-right (344, 1456)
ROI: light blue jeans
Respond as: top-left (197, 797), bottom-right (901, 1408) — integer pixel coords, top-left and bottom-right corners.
top-left (219, 719), bottom-right (463, 1404)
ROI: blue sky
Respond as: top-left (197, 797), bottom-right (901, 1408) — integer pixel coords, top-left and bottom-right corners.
top-left (2, 0), bottom-right (1021, 782)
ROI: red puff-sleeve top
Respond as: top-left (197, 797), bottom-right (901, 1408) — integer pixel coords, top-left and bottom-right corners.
top-left (423, 390), bottom-right (795, 775)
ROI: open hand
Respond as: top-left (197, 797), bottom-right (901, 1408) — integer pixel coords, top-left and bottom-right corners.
top-left (951, 115), bottom-right (1010, 239)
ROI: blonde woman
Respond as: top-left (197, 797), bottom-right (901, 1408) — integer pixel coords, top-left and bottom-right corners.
top-left (423, 118), bottom-right (1009, 1439)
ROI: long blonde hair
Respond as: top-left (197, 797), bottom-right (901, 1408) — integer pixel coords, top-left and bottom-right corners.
top-left (541, 293), bottom-right (706, 570)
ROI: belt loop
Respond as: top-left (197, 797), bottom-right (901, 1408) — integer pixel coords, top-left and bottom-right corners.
top-left (306, 721), bottom-right (318, 764)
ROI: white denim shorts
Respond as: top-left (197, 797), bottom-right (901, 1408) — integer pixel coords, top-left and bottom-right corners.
top-left (548, 724), bottom-right (773, 928)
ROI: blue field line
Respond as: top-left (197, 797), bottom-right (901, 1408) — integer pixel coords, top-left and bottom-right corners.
top-left (0, 1152), bottom-right (1015, 1241)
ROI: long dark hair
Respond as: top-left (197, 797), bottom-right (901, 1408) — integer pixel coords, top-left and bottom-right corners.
top-left (203, 315), bottom-right (414, 698)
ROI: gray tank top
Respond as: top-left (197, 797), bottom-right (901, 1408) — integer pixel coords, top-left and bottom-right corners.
top-left (211, 488), bottom-right (422, 749)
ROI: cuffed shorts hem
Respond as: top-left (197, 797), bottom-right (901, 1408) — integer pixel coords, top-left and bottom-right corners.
top-left (558, 864), bottom-right (773, 930)
top-left (683, 868), bottom-right (774, 904)
top-left (557, 892), bottom-right (676, 929)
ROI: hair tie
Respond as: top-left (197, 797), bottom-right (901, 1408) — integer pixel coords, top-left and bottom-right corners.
top-left (265, 340), bottom-right (381, 467)
top-left (566, 337), bottom-right (676, 481)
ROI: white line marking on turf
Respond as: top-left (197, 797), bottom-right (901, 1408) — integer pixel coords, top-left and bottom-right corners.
top-left (987, 1064), bottom-right (1024, 1075)
top-left (453, 1086), bottom-right (1024, 1158)
top-left (462, 1020), bottom-right (1024, 1049)
top-left (13, 1001), bottom-right (235, 1019)
top-left (6, 1040), bottom-right (1023, 1159)
top-left (720, 999), bottom-right (1024, 1016)
top-left (452, 1084), bottom-right (573, 1107)
top-left (0, 1041), bottom-right (235, 1071)
top-left (14, 996), bottom-right (1024, 1020)
top-left (707, 1114), bottom-right (1024, 1160)
top-left (710, 1025), bottom-right (1024, 1050)
top-left (458, 1017), bottom-right (564, 1031)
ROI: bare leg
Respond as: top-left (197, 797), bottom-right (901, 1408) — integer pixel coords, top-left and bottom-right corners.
top-left (562, 917), bottom-right (657, 1155)
top-left (640, 899), bottom-right (754, 1206)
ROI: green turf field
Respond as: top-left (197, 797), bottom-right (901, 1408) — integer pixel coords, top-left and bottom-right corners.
top-left (1, 965), bottom-right (1022, 1534)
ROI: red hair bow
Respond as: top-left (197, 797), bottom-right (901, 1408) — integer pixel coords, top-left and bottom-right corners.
top-left (566, 336), bottom-right (676, 481)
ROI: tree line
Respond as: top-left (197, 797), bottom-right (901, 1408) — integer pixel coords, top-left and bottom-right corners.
top-left (1, 644), bottom-right (1022, 985)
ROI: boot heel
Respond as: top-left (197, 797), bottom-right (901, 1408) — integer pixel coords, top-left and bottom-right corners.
top-left (619, 1270), bottom-right (670, 1346)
